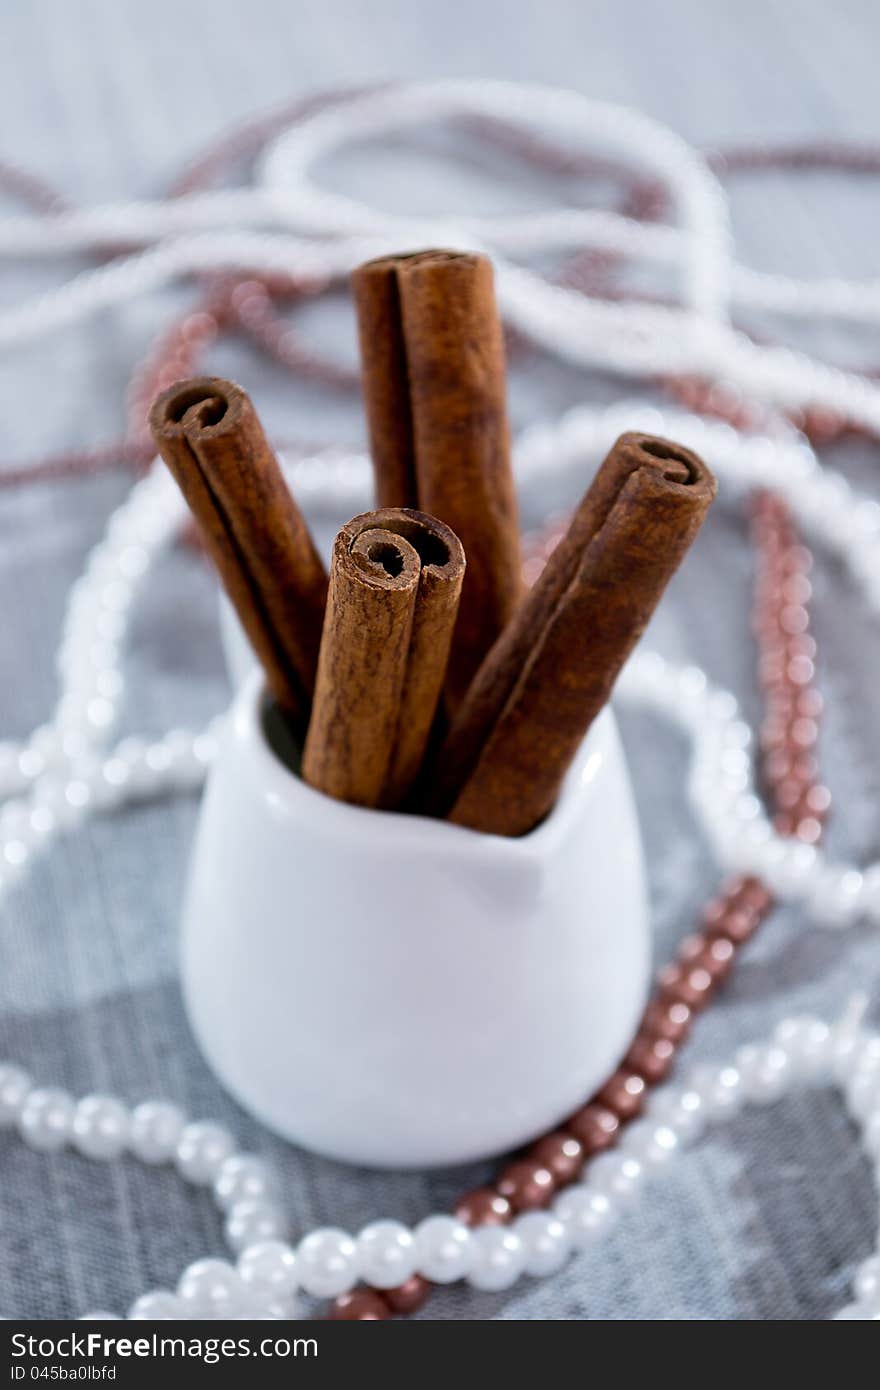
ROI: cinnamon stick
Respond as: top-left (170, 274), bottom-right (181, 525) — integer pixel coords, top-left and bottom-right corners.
top-left (302, 508), bottom-right (465, 809)
top-left (150, 377), bottom-right (328, 738)
top-left (429, 433), bottom-right (717, 836)
top-left (352, 250), bottom-right (522, 706)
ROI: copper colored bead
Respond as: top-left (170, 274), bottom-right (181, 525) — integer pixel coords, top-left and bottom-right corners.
top-left (624, 1034), bottom-right (676, 1083)
top-left (790, 716), bottom-right (819, 750)
top-left (782, 573), bottom-right (812, 605)
top-left (384, 1275), bottom-right (432, 1314)
top-left (741, 879), bottom-right (773, 912)
top-left (796, 688), bottom-right (823, 719)
top-left (678, 932), bottom-right (707, 963)
top-left (790, 752), bottom-right (819, 783)
top-left (766, 690), bottom-right (796, 719)
top-left (787, 655), bottom-right (814, 687)
top-left (782, 544), bottom-right (813, 576)
top-left (567, 1102), bottom-right (620, 1152)
top-left (723, 873), bottom-right (748, 898)
top-left (793, 815), bottom-right (822, 845)
top-left (641, 997), bottom-right (692, 1043)
top-left (760, 716), bottom-right (787, 751)
top-left (779, 604), bottom-right (808, 636)
top-left (803, 784), bottom-right (832, 817)
top-left (719, 905), bottom-right (762, 944)
top-left (596, 1069), bottom-right (646, 1120)
top-left (701, 896), bottom-right (729, 928)
top-left (774, 776), bottom-right (804, 811)
top-left (496, 1160), bottom-right (556, 1212)
top-left (763, 748), bottom-right (792, 784)
top-left (804, 406), bottom-right (844, 442)
top-left (759, 653), bottom-right (786, 685)
top-left (658, 961), bottom-right (715, 1010)
top-left (528, 1131), bottom-right (584, 1183)
top-left (787, 632), bottom-right (817, 661)
top-left (455, 1187), bottom-right (511, 1227)
top-left (692, 935), bottom-right (736, 983)
top-left (330, 1290), bottom-right (391, 1320)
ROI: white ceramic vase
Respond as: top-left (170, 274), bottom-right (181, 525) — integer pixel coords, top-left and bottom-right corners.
top-left (181, 669), bottom-right (651, 1168)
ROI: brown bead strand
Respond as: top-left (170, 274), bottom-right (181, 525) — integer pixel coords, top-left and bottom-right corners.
top-left (6, 133), bottom-right (880, 489)
top-left (331, 488), bottom-right (826, 1317)
top-left (329, 1289), bottom-right (393, 1320)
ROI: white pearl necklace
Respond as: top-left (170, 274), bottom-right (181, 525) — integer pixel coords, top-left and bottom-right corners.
top-left (0, 81), bottom-right (878, 1320)
top-left (3, 1003), bottom-right (878, 1319)
top-left (3, 81), bottom-right (880, 436)
top-left (0, 404), bottom-right (875, 1319)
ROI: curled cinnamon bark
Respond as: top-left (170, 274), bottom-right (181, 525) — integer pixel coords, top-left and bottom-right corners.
top-left (352, 250), bottom-right (522, 706)
top-left (150, 377), bottom-right (327, 736)
top-left (430, 433), bottom-right (717, 836)
top-left (302, 508), bottom-right (465, 809)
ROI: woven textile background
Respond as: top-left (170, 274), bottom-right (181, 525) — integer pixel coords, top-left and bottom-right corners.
top-left (1, 0), bottom-right (879, 1319)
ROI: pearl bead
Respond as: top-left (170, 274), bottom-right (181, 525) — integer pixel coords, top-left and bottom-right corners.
top-left (357, 1220), bottom-right (417, 1290)
top-left (553, 1184), bottom-right (614, 1249)
top-left (175, 1121), bottom-right (235, 1183)
top-left (836, 1299), bottom-right (880, 1319)
top-left (853, 1036), bottom-right (880, 1073)
top-left (177, 1258), bottom-right (248, 1318)
top-left (587, 1152), bottom-right (644, 1204)
top-left (767, 1017), bottom-right (828, 1078)
top-left (827, 1020), bottom-right (870, 1080)
top-left (257, 1294), bottom-right (301, 1320)
top-left (414, 1215), bottom-right (473, 1283)
top-left (19, 1087), bottom-right (74, 1151)
top-left (736, 1044), bottom-right (792, 1103)
top-left (854, 1254), bottom-right (880, 1302)
top-left (129, 1290), bottom-right (186, 1320)
top-left (689, 1063), bottom-right (744, 1114)
top-left (808, 868), bottom-right (864, 928)
top-left (71, 1095), bottom-right (130, 1160)
top-left (864, 1113), bottom-right (880, 1162)
top-left (467, 1226), bottom-right (526, 1292)
top-left (620, 1120), bottom-right (680, 1166)
top-left (0, 1064), bottom-right (31, 1126)
top-left (514, 1211), bottom-right (571, 1277)
top-left (225, 1199), bottom-right (288, 1252)
top-left (129, 1100), bottom-right (185, 1163)
top-left (645, 1086), bottom-right (705, 1141)
top-left (297, 1228), bottom-right (360, 1298)
top-left (845, 1069), bottom-right (880, 1123)
top-left (237, 1240), bottom-right (299, 1297)
top-left (213, 1154), bottom-right (277, 1210)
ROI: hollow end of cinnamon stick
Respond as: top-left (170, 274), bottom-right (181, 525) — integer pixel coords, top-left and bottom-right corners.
top-left (302, 507), bottom-right (464, 811)
top-left (150, 376), bottom-right (328, 738)
top-left (350, 526), bottom-right (423, 590)
top-left (150, 376), bottom-right (236, 434)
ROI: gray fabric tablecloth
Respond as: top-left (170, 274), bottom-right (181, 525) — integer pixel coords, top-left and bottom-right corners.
top-left (1, 0), bottom-right (879, 1320)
